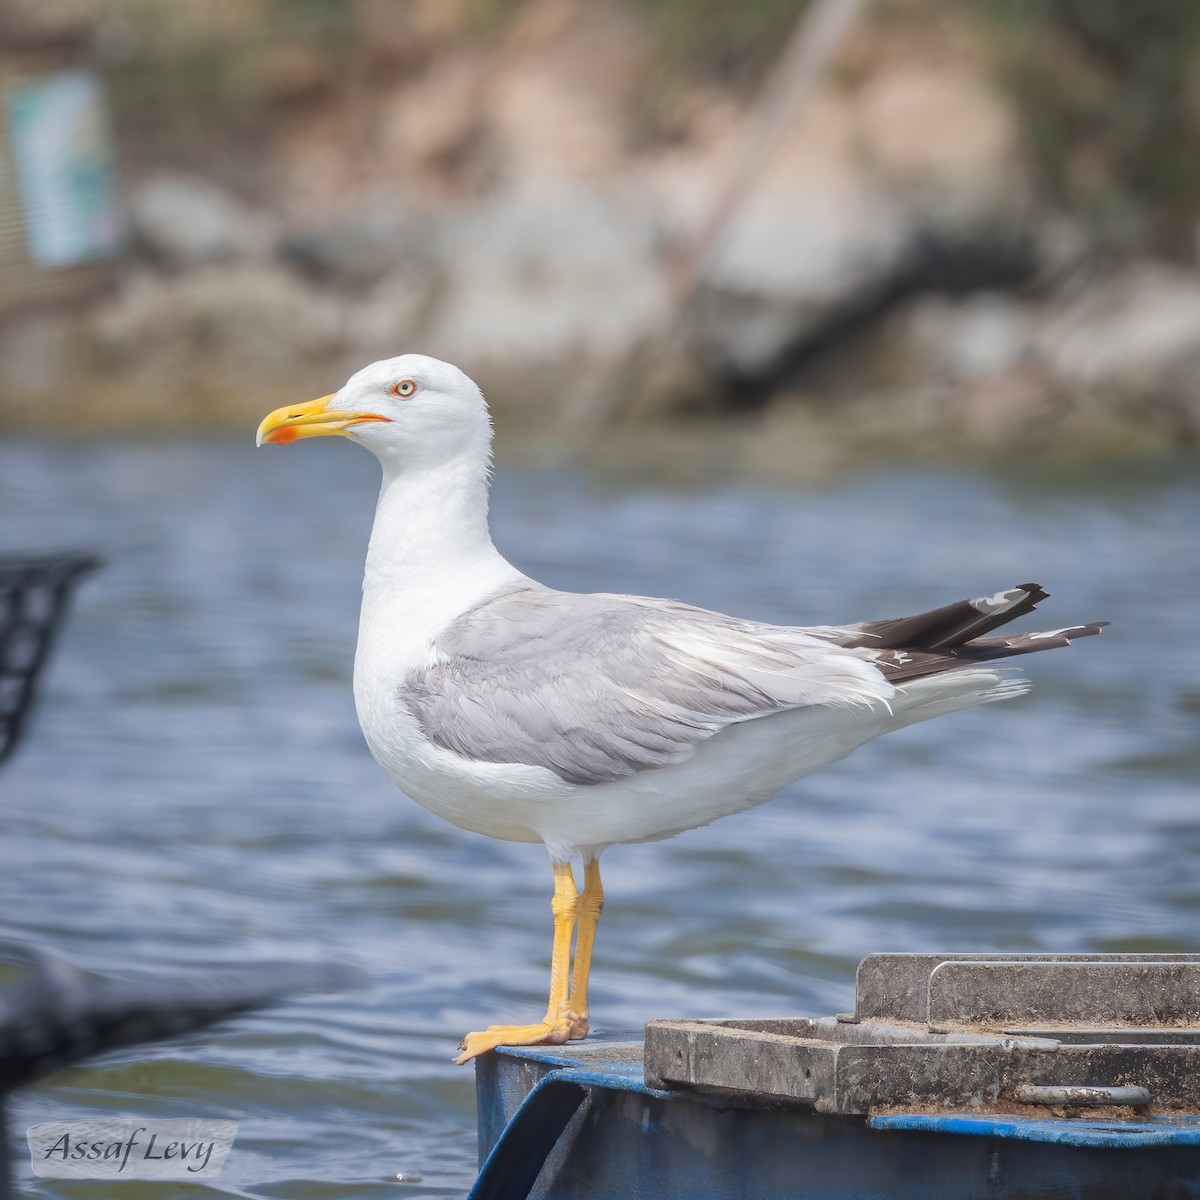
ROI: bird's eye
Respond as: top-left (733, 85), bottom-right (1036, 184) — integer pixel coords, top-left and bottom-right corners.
top-left (390, 379), bottom-right (418, 399)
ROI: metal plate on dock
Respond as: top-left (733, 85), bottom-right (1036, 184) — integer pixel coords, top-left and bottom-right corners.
top-left (644, 954), bottom-right (1200, 1115)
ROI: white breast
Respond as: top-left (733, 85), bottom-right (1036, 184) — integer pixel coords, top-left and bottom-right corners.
top-left (353, 545), bottom-right (571, 845)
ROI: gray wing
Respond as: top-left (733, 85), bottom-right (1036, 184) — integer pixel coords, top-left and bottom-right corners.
top-left (400, 585), bottom-right (890, 787)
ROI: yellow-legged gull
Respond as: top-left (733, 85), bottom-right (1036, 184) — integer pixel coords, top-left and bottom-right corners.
top-left (256, 354), bottom-right (1106, 1063)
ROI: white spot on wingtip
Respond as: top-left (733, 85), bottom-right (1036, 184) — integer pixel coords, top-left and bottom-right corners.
top-left (969, 587), bottom-right (1027, 615)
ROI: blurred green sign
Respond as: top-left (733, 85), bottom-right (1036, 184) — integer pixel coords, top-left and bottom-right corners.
top-left (5, 68), bottom-right (122, 267)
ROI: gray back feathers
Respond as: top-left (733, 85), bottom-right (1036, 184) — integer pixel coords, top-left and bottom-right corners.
top-left (400, 585), bottom-right (886, 787)
top-left (399, 581), bottom-right (1106, 787)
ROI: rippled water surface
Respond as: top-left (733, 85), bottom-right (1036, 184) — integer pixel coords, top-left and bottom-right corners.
top-left (2, 438), bottom-right (1197, 1197)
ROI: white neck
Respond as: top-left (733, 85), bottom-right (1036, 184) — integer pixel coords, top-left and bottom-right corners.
top-left (359, 457), bottom-right (522, 649)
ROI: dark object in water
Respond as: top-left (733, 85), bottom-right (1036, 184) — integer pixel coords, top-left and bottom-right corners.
top-left (0, 944), bottom-right (363, 1196)
top-left (0, 554), bottom-right (100, 767)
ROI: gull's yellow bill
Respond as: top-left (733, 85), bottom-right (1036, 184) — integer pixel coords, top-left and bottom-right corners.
top-left (256, 395), bottom-right (390, 446)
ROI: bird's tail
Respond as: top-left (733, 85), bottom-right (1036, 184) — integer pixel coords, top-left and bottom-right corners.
top-left (882, 666), bottom-right (1029, 732)
top-left (843, 582), bottom-right (1107, 685)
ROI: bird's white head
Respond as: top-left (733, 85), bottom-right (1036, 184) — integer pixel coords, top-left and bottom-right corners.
top-left (255, 354), bottom-right (492, 474)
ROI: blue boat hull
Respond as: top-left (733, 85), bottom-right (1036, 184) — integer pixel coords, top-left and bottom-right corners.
top-left (471, 1037), bottom-right (1200, 1200)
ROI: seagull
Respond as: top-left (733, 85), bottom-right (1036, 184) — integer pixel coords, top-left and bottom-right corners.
top-left (256, 354), bottom-right (1106, 1063)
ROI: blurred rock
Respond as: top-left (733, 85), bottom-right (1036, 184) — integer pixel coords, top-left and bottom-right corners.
top-left (379, 55), bottom-right (488, 177)
top-left (257, 41), bottom-right (337, 102)
top-left (0, 315), bottom-right (79, 416)
top-left (423, 184), bottom-right (667, 415)
top-left (366, 0), bottom-right (479, 46)
top-left (1038, 264), bottom-right (1200, 391)
top-left (685, 93), bottom-right (908, 380)
top-left (90, 263), bottom-right (350, 413)
top-left (652, 6), bottom-right (1038, 392)
top-left (904, 294), bottom-right (1035, 383)
top-left (342, 269), bottom-right (441, 362)
top-left (855, 63), bottom-right (1028, 219)
top-left (279, 207), bottom-right (442, 289)
top-left (129, 174), bottom-right (268, 267)
top-left (488, 0), bottom-right (642, 185)
top-left (884, 263), bottom-right (1200, 450)
top-left (0, 0), bottom-right (1192, 459)
top-left (678, 49), bottom-right (1034, 386)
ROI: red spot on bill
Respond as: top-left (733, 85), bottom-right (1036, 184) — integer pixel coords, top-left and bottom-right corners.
top-left (269, 426), bottom-right (297, 445)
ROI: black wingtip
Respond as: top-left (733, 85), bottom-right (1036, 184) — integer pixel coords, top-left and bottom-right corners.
top-left (850, 581), bottom-right (1057, 652)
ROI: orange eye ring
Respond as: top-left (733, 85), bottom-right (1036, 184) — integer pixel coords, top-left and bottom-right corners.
top-left (390, 378), bottom-right (417, 399)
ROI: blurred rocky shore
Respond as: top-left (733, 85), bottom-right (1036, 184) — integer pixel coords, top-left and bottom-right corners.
top-left (1, 0), bottom-right (1198, 463)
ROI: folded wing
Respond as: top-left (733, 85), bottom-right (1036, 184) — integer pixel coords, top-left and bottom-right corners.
top-left (400, 586), bottom-right (890, 786)
top-left (401, 582), bottom-right (1106, 787)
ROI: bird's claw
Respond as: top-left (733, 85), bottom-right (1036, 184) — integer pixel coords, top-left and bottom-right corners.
top-left (455, 1019), bottom-right (574, 1064)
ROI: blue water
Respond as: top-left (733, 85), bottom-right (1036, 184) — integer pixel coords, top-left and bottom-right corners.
top-left (2, 438), bottom-right (1196, 1196)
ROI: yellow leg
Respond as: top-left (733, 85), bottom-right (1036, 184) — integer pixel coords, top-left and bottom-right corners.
top-left (456, 861), bottom-right (578, 1063)
top-left (566, 859), bottom-right (604, 1040)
